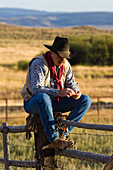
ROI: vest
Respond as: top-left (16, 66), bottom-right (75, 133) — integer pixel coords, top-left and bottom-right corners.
top-left (20, 55), bottom-right (69, 101)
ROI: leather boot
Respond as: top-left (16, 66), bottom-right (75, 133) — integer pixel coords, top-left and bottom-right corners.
top-left (51, 138), bottom-right (74, 150)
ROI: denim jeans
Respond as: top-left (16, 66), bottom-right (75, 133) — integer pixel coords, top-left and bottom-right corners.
top-left (24, 93), bottom-right (91, 142)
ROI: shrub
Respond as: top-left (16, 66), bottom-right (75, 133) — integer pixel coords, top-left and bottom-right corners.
top-left (69, 35), bottom-right (113, 66)
top-left (17, 60), bottom-right (29, 71)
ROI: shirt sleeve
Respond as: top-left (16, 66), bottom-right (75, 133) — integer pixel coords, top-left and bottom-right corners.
top-left (29, 58), bottom-right (59, 97)
top-left (65, 62), bottom-right (79, 91)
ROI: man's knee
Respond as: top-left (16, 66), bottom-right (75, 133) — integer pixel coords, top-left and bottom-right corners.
top-left (81, 94), bottom-right (92, 107)
top-left (34, 93), bottom-right (51, 105)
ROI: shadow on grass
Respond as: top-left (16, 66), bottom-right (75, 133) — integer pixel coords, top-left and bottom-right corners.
top-left (0, 64), bottom-right (16, 70)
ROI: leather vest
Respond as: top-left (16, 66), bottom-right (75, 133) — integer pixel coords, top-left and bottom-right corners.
top-left (20, 55), bottom-right (69, 101)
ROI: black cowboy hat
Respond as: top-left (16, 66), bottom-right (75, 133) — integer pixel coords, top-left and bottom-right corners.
top-left (44, 36), bottom-right (72, 59)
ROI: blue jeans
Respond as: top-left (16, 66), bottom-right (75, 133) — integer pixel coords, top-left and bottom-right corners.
top-left (24, 93), bottom-right (91, 142)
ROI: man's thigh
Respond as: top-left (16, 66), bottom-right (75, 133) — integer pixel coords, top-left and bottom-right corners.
top-left (52, 96), bottom-right (81, 113)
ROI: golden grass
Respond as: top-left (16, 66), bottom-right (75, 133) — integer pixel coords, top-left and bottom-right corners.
top-left (0, 65), bottom-right (113, 98)
top-left (0, 45), bottom-right (113, 98)
top-left (0, 25), bottom-right (113, 169)
top-left (0, 26), bottom-right (113, 99)
top-left (0, 108), bottom-right (113, 126)
top-left (1, 24), bottom-right (113, 40)
top-left (0, 39), bottom-right (52, 64)
top-left (78, 77), bottom-right (113, 97)
top-left (72, 65), bottom-right (113, 97)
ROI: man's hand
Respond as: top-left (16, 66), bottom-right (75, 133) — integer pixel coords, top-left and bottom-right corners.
top-left (58, 88), bottom-right (81, 99)
top-left (58, 88), bottom-right (75, 97)
top-left (72, 89), bottom-right (81, 99)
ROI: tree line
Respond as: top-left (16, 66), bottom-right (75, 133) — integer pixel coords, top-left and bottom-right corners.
top-left (69, 35), bottom-right (113, 66)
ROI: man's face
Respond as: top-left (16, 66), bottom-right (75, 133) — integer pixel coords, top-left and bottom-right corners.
top-left (50, 51), bottom-right (65, 66)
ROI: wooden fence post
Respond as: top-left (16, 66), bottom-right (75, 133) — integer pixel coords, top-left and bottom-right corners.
top-left (34, 131), bottom-right (55, 170)
top-left (97, 97), bottom-right (100, 116)
top-left (33, 116), bottom-right (55, 170)
top-left (34, 131), bottom-right (43, 170)
top-left (2, 122), bottom-right (10, 170)
top-left (5, 99), bottom-right (8, 122)
top-left (103, 154), bottom-right (113, 170)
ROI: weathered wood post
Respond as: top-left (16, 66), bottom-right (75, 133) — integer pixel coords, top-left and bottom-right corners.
top-left (103, 154), bottom-right (113, 170)
top-left (33, 115), bottom-right (56, 170)
top-left (97, 97), bottom-right (100, 116)
top-left (34, 129), bottom-right (44, 170)
top-left (5, 99), bottom-right (8, 122)
top-left (2, 122), bottom-right (10, 170)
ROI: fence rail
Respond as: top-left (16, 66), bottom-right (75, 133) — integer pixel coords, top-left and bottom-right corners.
top-left (0, 121), bottom-right (113, 169)
top-left (60, 119), bottom-right (113, 131)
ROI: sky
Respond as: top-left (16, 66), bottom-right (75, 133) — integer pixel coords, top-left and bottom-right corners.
top-left (0, 0), bottom-right (113, 12)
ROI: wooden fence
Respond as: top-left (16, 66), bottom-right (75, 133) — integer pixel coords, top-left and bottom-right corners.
top-left (0, 120), bottom-right (113, 170)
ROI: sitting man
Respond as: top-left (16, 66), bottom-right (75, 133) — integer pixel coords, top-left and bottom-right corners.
top-left (21, 36), bottom-right (91, 150)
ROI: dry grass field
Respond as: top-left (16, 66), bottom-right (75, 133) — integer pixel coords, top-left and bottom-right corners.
top-left (0, 24), bottom-right (113, 99)
top-left (0, 24), bottom-right (113, 170)
top-left (0, 43), bottom-right (113, 99)
top-left (0, 25), bottom-right (113, 127)
top-left (72, 65), bottom-right (113, 98)
top-left (0, 24), bottom-right (113, 102)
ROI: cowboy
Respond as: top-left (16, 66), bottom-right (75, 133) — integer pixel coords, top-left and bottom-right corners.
top-left (21, 36), bottom-right (91, 150)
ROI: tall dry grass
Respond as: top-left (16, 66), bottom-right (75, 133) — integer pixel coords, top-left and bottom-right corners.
top-left (72, 65), bottom-right (113, 97)
top-left (0, 25), bottom-right (113, 170)
top-left (0, 25), bottom-right (113, 98)
top-left (0, 41), bottom-right (113, 98)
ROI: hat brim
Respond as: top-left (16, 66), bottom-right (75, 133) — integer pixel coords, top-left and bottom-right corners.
top-left (44, 44), bottom-right (71, 59)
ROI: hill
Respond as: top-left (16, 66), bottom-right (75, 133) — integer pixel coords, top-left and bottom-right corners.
top-left (0, 8), bottom-right (113, 27)
top-left (0, 23), bottom-right (113, 41)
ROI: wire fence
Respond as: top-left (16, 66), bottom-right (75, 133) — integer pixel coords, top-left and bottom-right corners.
top-left (0, 97), bottom-right (113, 169)
top-left (0, 126), bottom-right (113, 169)
top-left (0, 96), bottom-right (113, 122)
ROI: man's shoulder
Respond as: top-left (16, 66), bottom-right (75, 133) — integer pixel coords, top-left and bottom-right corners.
top-left (64, 59), bottom-right (70, 72)
top-left (29, 55), bottom-right (45, 67)
top-left (65, 59), bottom-right (70, 65)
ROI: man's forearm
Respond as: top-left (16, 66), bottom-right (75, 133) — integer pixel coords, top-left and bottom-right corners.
top-left (31, 85), bottom-right (59, 98)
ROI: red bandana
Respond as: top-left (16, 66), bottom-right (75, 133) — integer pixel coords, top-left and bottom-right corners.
top-left (43, 51), bottom-right (64, 101)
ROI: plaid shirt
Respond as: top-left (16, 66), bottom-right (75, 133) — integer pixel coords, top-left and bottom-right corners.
top-left (29, 57), bottom-right (79, 99)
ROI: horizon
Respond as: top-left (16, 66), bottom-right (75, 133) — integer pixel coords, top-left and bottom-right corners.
top-left (0, 0), bottom-right (113, 13)
top-left (0, 7), bottom-right (113, 13)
